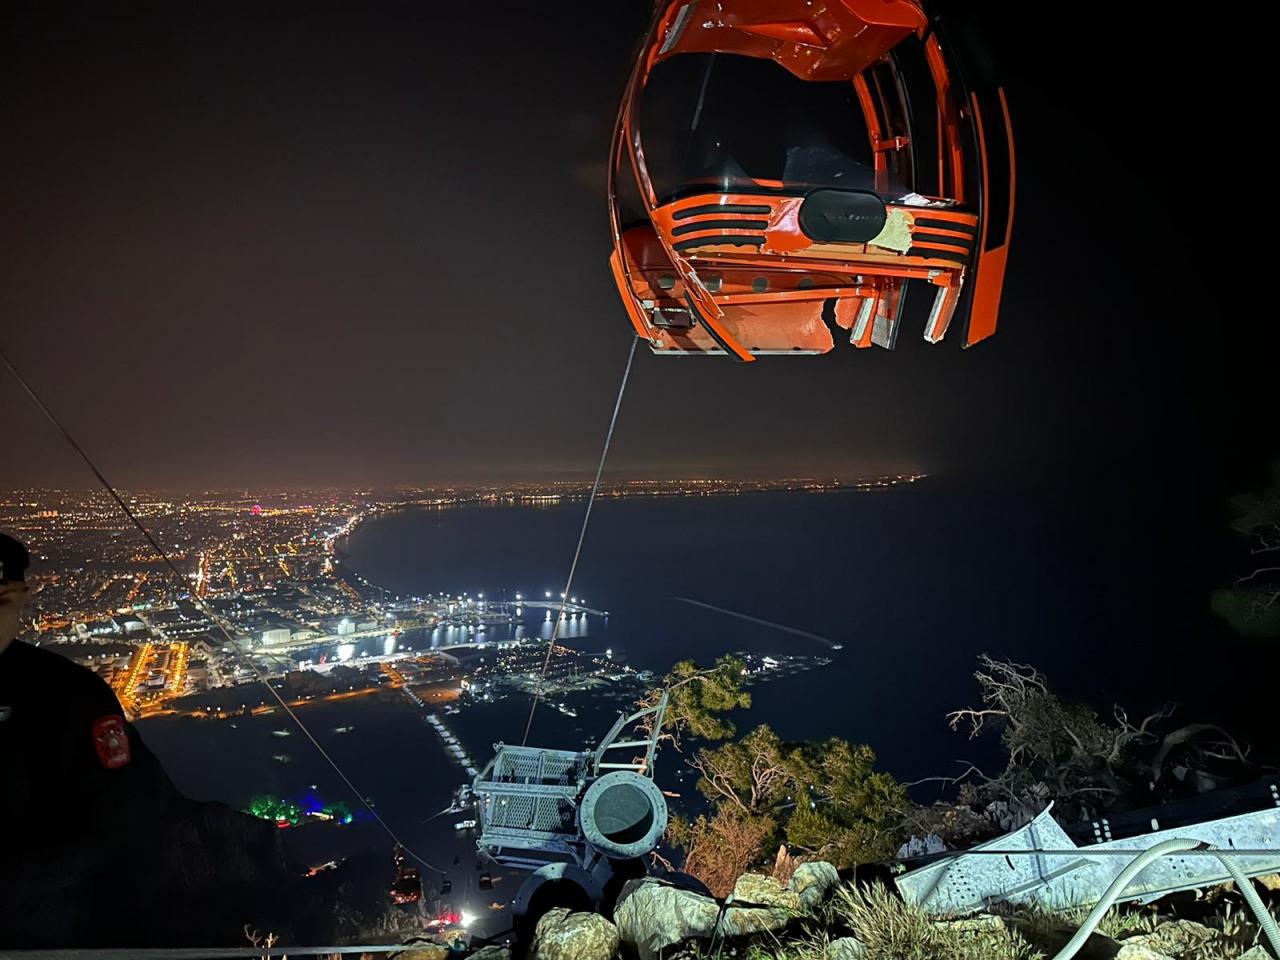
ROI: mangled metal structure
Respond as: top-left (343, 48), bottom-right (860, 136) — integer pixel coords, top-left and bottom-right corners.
top-left (472, 694), bottom-right (670, 924)
top-left (896, 784), bottom-right (1280, 916)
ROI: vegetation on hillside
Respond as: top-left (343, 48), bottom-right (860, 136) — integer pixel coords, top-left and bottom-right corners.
top-left (941, 656), bottom-right (1252, 827)
top-left (650, 657), bottom-right (906, 895)
top-left (681, 879), bottom-right (1278, 960)
top-left (651, 652), bottom-right (1255, 894)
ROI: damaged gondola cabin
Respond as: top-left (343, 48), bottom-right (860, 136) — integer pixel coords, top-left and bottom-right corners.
top-left (609, 0), bottom-right (1015, 360)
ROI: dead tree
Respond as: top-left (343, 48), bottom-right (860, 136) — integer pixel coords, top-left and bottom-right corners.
top-left (947, 656), bottom-right (1251, 823)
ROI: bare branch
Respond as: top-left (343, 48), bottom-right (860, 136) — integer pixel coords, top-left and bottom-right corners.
top-left (902, 761), bottom-right (988, 790)
top-left (1234, 566), bottom-right (1280, 585)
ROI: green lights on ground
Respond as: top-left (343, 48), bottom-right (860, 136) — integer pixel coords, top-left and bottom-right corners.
top-left (244, 793), bottom-right (353, 826)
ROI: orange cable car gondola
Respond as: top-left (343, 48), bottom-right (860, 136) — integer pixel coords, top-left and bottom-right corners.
top-left (609, 0), bottom-right (1014, 360)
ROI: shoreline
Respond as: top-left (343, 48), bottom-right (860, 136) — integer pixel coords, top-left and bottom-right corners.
top-left (334, 477), bottom-right (927, 590)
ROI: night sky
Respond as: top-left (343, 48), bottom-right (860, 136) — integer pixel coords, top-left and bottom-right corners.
top-left (0, 5), bottom-right (1270, 510)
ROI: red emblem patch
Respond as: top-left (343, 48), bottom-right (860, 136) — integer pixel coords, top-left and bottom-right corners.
top-left (92, 715), bottom-right (131, 769)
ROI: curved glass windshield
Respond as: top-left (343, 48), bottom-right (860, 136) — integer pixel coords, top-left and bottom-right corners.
top-left (639, 53), bottom-right (887, 203)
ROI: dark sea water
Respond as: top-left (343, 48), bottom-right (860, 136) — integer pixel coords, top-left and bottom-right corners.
top-left (340, 482), bottom-right (1178, 781)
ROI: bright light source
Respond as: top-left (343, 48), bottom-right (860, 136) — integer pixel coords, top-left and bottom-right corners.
top-left (459, 909), bottom-right (477, 927)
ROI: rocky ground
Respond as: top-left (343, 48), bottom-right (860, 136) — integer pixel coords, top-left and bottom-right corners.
top-left (392, 865), bottom-right (1278, 960)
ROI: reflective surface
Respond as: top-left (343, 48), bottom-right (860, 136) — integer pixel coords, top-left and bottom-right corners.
top-left (638, 53), bottom-right (886, 202)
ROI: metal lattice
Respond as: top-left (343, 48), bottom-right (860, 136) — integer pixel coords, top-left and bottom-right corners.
top-left (473, 693), bottom-right (668, 869)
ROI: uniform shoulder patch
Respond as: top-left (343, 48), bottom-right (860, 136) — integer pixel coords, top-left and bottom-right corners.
top-left (92, 714), bottom-right (131, 769)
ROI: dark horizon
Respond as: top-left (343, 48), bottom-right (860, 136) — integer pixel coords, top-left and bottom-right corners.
top-left (2, 468), bottom-right (928, 496)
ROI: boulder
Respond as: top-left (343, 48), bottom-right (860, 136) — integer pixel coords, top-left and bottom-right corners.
top-left (731, 873), bottom-right (802, 910)
top-left (789, 862), bottom-right (839, 910)
top-left (1239, 948), bottom-right (1275, 959)
top-left (897, 834), bottom-right (946, 859)
top-left (1122, 919), bottom-right (1224, 957)
top-left (721, 874), bottom-right (801, 936)
top-left (398, 946), bottom-right (450, 960)
top-left (827, 936), bottom-right (867, 960)
top-left (1114, 946), bottom-right (1175, 960)
top-left (612, 867), bottom-right (836, 958)
top-left (720, 902), bottom-right (792, 937)
top-left (531, 908), bottom-right (619, 960)
top-left (1257, 872), bottom-right (1280, 892)
top-left (469, 947), bottom-right (512, 960)
top-left (614, 878), bottom-right (722, 960)
top-left (770, 844), bottom-right (799, 885)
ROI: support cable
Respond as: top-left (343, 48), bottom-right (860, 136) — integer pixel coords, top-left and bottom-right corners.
top-left (521, 335), bottom-right (640, 745)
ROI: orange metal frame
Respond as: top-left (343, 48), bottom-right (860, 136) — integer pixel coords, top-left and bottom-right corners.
top-left (608, 0), bottom-right (1015, 361)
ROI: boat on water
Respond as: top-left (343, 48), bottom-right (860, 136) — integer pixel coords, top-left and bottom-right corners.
top-left (271, 729), bottom-right (291, 738)
top-left (272, 754), bottom-right (291, 764)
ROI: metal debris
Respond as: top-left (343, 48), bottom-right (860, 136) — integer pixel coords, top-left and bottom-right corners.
top-left (896, 796), bottom-right (1280, 915)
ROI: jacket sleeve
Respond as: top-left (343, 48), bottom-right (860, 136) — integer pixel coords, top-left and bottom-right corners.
top-left (46, 669), bottom-right (183, 853)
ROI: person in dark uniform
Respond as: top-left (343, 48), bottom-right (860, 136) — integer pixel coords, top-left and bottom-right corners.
top-left (1, 533), bottom-right (353, 947)
top-left (1, 532), bottom-right (185, 944)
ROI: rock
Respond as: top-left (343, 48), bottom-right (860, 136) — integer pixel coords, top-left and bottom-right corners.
top-left (1239, 947), bottom-right (1274, 959)
top-left (469, 947), bottom-right (512, 960)
top-left (827, 936), bottom-right (867, 960)
top-left (614, 878), bottom-right (722, 960)
top-left (1257, 872), bottom-right (1280, 892)
top-left (531, 908), bottom-right (619, 960)
top-left (398, 946), bottom-right (449, 960)
top-left (1114, 946), bottom-right (1175, 960)
top-left (770, 844), bottom-right (799, 885)
top-left (721, 873), bottom-right (801, 936)
top-left (731, 873), bottom-right (802, 910)
top-left (720, 902), bottom-right (792, 937)
top-left (897, 834), bottom-right (946, 858)
top-left (1123, 918), bottom-right (1224, 957)
top-left (612, 871), bottom-right (824, 957)
top-left (789, 861), bottom-right (839, 910)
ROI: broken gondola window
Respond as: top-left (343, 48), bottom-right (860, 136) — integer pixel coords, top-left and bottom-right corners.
top-left (638, 53), bottom-right (887, 203)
